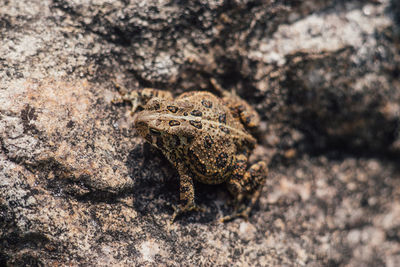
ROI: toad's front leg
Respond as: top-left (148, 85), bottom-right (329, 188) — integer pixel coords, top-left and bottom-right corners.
top-left (222, 157), bottom-right (267, 222)
top-left (170, 165), bottom-right (204, 223)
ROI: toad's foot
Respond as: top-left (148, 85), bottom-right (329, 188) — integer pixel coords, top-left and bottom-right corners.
top-left (219, 186), bottom-right (263, 222)
top-left (170, 203), bottom-right (205, 224)
top-left (219, 208), bottom-right (249, 223)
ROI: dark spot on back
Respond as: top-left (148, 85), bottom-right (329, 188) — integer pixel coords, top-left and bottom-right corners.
top-left (149, 128), bottom-right (161, 136)
top-left (219, 125), bottom-right (230, 134)
top-left (201, 99), bottom-right (213, 108)
top-left (190, 110), bottom-right (202, 116)
top-left (189, 120), bottom-right (202, 129)
top-left (203, 135), bottom-right (214, 149)
top-left (216, 152), bottom-right (228, 168)
top-left (169, 120), bottom-right (181, 126)
top-left (184, 112), bottom-right (188, 116)
top-left (167, 105), bottom-right (178, 113)
top-left (218, 113), bottom-right (226, 124)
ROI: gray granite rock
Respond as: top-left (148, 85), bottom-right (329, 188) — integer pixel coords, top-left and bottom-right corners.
top-left (1, 0), bottom-right (399, 266)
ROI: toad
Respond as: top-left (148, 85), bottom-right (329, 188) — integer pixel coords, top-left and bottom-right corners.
top-left (115, 85), bottom-right (267, 222)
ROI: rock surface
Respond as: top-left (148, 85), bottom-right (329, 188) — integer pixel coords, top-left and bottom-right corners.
top-left (1, 0), bottom-right (399, 266)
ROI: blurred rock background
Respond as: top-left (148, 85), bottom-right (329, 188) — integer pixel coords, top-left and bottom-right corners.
top-left (0, 0), bottom-right (399, 266)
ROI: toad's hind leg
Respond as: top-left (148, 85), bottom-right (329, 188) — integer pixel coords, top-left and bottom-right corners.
top-left (210, 78), bottom-right (260, 130)
top-left (170, 166), bottom-right (204, 223)
top-left (222, 159), bottom-right (267, 222)
top-left (224, 97), bottom-right (260, 130)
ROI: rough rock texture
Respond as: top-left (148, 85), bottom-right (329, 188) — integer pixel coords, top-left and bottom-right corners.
top-left (1, 0), bottom-right (399, 266)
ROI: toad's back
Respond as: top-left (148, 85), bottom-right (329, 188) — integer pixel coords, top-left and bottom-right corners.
top-left (168, 91), bottom-right (255, 144)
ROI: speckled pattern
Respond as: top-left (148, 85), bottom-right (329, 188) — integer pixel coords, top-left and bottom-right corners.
top-left (119, 88), bottom-right (267, 221)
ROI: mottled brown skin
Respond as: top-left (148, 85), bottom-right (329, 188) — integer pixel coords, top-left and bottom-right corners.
top-left (117, 88), bottom-right (267, 222)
